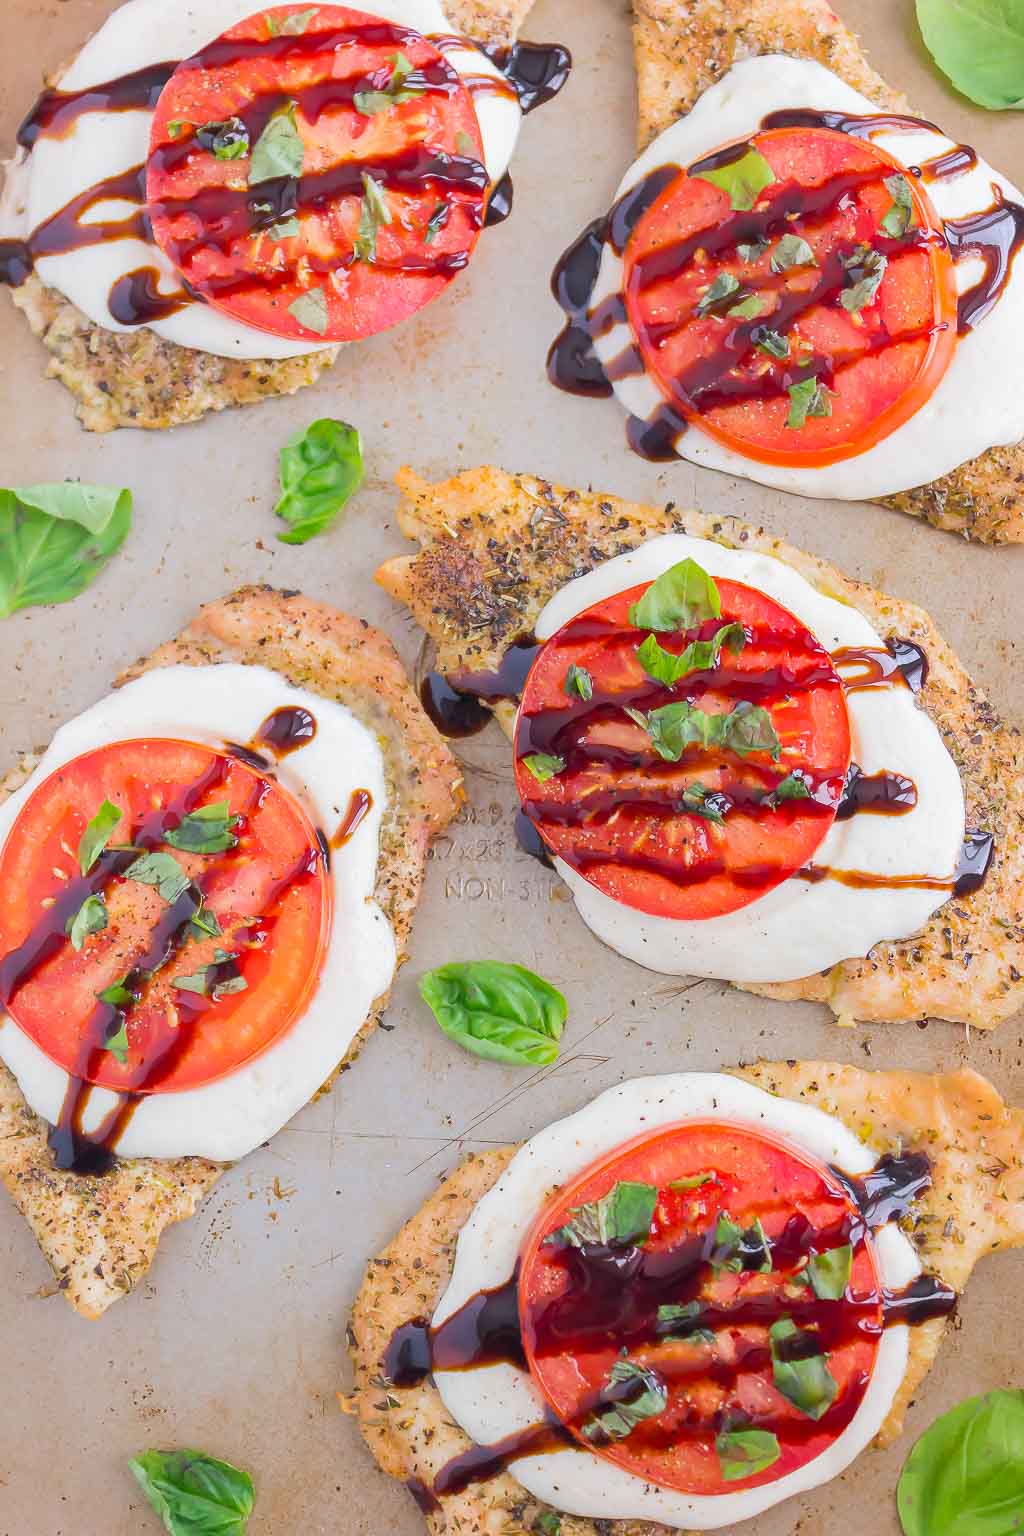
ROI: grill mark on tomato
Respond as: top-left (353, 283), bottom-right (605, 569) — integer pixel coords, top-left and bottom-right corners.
top-left (382, 1149), bottom-right (954, 1497)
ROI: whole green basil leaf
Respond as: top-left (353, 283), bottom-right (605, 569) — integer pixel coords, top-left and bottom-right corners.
top-left (419, 960), bottom-right (567, 1067)
top-left (286, 287), bottom-right (328, 336)
top-left (693, 145), bottom-right (775, 210)
top-left (128, 1448), bottom-right (255, 1535)
top-left (544, 1180), bottom-right (658, 1249)
top-left (917, 0), bottom-right (1024, 109)
top-left (522, 752), bottom-right (565, 782)
top-left (637, 622), bottom-right (745, 685)
top-left (0, 485), bottom-right (132, 618)
top-left (897, 1389), bottom-right (1024, 1536)
top-left (564, 663), bottom-right (593, 700)
top-left (165, 802), bottom-right (241, 855)
top-left (249, 104), bottom-right (304, 184)
top-left (274, 418), bottom-right (364, 544)
top-left (716, 1426), bottom-right (780, 1481)
top-left (628, 557), bottom-right (722, 632)
top-left (78, 799), bottom-right (124, 874)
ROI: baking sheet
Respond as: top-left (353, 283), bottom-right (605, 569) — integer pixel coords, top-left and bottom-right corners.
top-left (1, 0), bottom-right (1022, 1531)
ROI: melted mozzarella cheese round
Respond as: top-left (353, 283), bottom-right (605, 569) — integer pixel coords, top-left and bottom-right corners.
top-left (532, 533), bottom-right (964, 983)
top-left (3, 0), bottom-right (521, 359)
top-left (0, 664), bottom-right (396, 1161)
top-left (591, 55), bottom-right (1024, 500)
top-left (434, 1073), bottom-right (921, 1529)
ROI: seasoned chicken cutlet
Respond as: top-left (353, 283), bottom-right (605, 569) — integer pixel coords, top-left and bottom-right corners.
top-left (377, 466), bottom-right (1024, 1030)
top-left (346, 1061), bottom-right (1024, 1536)
top-left (0, 587), bottom-right (461, 1316)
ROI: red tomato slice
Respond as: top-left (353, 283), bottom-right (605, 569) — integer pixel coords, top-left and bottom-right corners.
top-left (623, 127), bottom-right (958, 467)
top-left (519, 1120), bottom-right (883, 1496)
top-left (147, 4), bottom-right (487, 342)
top-left (513, 576), bottom-right (851, 920)
top-left (0, 740), bottom-right (332, 1094)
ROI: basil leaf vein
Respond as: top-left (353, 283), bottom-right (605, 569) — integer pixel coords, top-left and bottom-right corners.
top-left (522, 753), bottom-right (565, 782)
top-left (124, 851), bottom-right (192, 905)
top-left (249, 104), bottom-right (304, 184)
top-left (418, 960), bottom-right (567, 1067)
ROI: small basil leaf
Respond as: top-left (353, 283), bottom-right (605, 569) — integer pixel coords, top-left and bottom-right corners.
top-left (680, 781), bottom-right (728, 824)
top-left (286, 286), bottom-right (328, 335)
top-left (771, 233), bottom-right (815, 272)
top-left (103, 1019), bottom-right (130, 1064)
top-left (770, 1317), bottom-right (838, 1420)
top-left (712, 1211), bottom-right (745, 1272)
top-left (881, 174), bottom-right (916, 238)
top-left (693, 145), bottom-right (775, 211)
top-left (419, 960), bottom-right (567, 1067)
top-left (354, 172), bottom-right (393, 262)
top-left (66, 894), bottom-right (107, 951)
top-left (582, 1359), bottom-right (667, 1442)
top-left (274, 418), bottom-right (364, 545)
top-left (99, 978), bottom-right (135, 1009)
top-left (716, 1426), bottom-right (781, 1481)
top-left (695, 271), bottom-right (742, 317)
top-left (725, 700), bottom-right (782, 759)
top-left (564, 663), bottom-right (593, 701)
top-left (533, 1516), bottom-right (561, 1536)
top-left (628, 557), bottom-right (722, 632)
top-left (128, 1448), bottom-right (255, 1535)
top-left (786, 377), bottom-right (833, 430)
top-left (774, 771), bottom-right (811, 803)
top-left (916, 0), bottom-right (1024, 110)
top-left (737, 239), bottom-right (768, 262)
top-left (0, 485), bottom-right (132, 618)
top-left (167, 120), bottom-right (188, 139)
top-left (78, 799), bottom-right (123, 874)
top-left (657, 1301), bottom-right (715, 1343)
top-left (125, 851), bottom-right (192, 905)
top-left (189, 903), bottom-right (223, 941)
top-left (637, 622), bottom-right (745, 685)
top-left (456, 130), bottom-right (477, 157)
top-left (727, 292), bottom-right (767, 320)
top-left (840, 246), bottom-right (888, 312)
top-left (173, 954), bottom-right (248, 1001)
top-left (354, 52), bottom-right (425, 114)
top-left (424, 201), bottom-right (449, 243)
top-left (164, 801), bottom-right (241, 855)
top-left (807, 1244), bottom-right (853, 1300)
top-left (268, 215), bottom-right (300, 241)
top-left (897, 1388), bottom-right (1024, 1536)
top-left (279, 6), bottom-right (319, 33)
top-left (522, 753), bottom-right (565, 782)
top-left (249, 104), bottom-right (304, 184)
top-left (669, 1171), bottom-right (715, 1191)
top-left (196, 117), bottom-right (249, 160)
top-left (545, 1180), bottom-right (658, 1249)
top-left (753, 326), bottom-right (789, 359)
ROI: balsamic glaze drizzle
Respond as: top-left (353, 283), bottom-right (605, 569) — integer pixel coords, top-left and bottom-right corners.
top-left (382, 1148), bottom-right (956, 1499)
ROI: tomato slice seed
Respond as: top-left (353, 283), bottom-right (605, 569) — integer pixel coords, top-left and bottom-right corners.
top-left (0, 739), bottom-right (332, 1094)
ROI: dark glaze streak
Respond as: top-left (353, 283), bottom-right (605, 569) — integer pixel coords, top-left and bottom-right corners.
top-left (760, 107), bottom-right (942, 139)
top-left (385, 1270), bottom-right (523, 1389)
top-left (800, 830), bottom-right (994, 899)
top-left (479, 41), bottom-right (572, 115)
top-left (484, 171), bottom-right (514, 228)
top-left (836, 764), bottom-right (917, 821)
top-left (916, 146), bottom-right (978, 183)
top-left (331, 788), bottom-right (373, 849)
top-left (945, 189), bottom-right (1024, 333)
top-left (419, 673), bottom-right (492, 739)
top-left (253, 705), bottom-right (317, 758)
top-left (420, 638), bottom-right (541, 740)
top-left (107, 267), bottom-right (190, 325)
top-left (16, 61), bottom-right (176, 148)
top-left (0, 165), bottom-right (148, 289)
top-left (405, 1478), bottom-right (442, 1515)
top-left (832, 639), bottom-right (928, 694)
top-left (837, 1151), bottom-right (932, 1226)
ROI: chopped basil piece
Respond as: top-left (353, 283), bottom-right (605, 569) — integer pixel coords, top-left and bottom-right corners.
top-left (629, 699), bottom-right (780, 763)
top-left (354, 172), bottom-right (393, 262)
top-left (268, 215), bottom-right (300, 242)
top-left (727, 292), bottom-right (767, 320)
top-left (424, 201), bottom-right (449, 243)
top-left (881, 173), bottom-right (916, 238)
top-left (124, 851), bottom-right (192, 905)
top-left (582, 1360), bottom-right (668, 1442)
top-left (753, 326), bottom-right (789, 360)
top-left (840, 245), bottom-right (888, 312)
top-left (189, 903), bottom-right (223, 941)
top-left (695, 271), bottom-right (742, 317)
top-left (545, 1180), bottom-right (658, 1249)
top-left (807, 1244), bottom-right (853, 1299)
top-left (103, 1019), bottom-right (130, 1065)
top-left (167, 120), bottom-right (188, 140)
top-left (279, 6), bottom-right (319, 33)
top-left (628, 557), bottom-right (721, 632)
top-left (533, 1516), bottom-right (561, 1536)
top-left (174, 950), bottom-right (248, 1002)
top-left (712, 1211), bottom-right (772, 1272)
top-left (419, 960), bottom-right (566, 1067)
top-left (770, 1317), bottom-right (839, 1419)
top-left (693, 145), bottom-right (775, 211)
top-left (636, 621), bottom-right (745, 685)
top-left (737, 238), bottom-right (768, 262)
top-left (456, 130), bottom-right (477, 157)
top-left (771, 233), bottom-right (816, 272)
top-left (669, 1171), bottom-right (715, 1191)
top-left (680, 781), bottom-right (729, 824)
top-left (657, 1301), bottom-right (716, 1344)
top-left (78, 799), bottom-right (123, 874)
top-left (354, 52), bottom-right (425, 114)
top-left (196, 117), bottom-right (249, 160)
top-left (287, 287), bottom-right (328, 335)
top-left (249, 104), bottom-right (304, 184)
top-left (523, 752), bottom-right (565, 782)
top-left (716, 1426), bottom-right (781, 1481)
top-left (564, 663), bottom-right (593, 701)
top-left (66, 894), bottom-right (107, 951)
top-left (0, 484), bottom-right (133, 619)
top-left (774, 771), bottom-right (812, 802)
top-left (165, 801), bottom-right (241, 855)
top-left (98, 978), bottom-right (135, 1008)
top-left (275, 418), bottom-right (364, 544)
top-left (128, 1449), bottom-right (255, 1536)
top-left (786, 376), bottom-right (833, 430)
